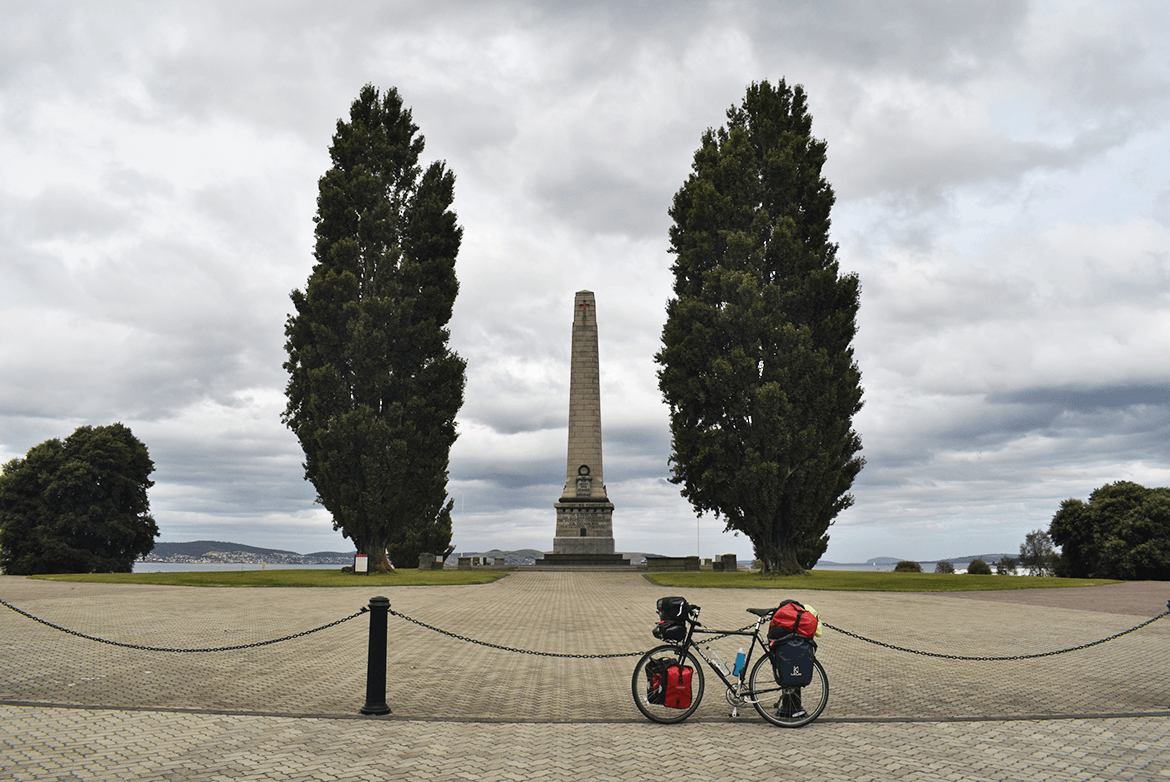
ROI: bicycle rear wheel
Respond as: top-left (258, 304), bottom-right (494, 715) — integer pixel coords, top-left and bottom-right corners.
top-left (749, 654), bottom-right (827, 728)
top-left (631, 644), bottom-right (705, 724)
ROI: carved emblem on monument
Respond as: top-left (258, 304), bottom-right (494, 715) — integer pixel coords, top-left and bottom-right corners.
top-left (575, 465), bottom-right (592, 497)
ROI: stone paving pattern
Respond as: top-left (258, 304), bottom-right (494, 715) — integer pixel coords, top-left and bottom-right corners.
top-left (2, 573), bottom-right (1168, 780)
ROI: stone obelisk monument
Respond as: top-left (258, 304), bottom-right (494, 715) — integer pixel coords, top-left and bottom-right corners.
top-left (544, 290), bottom-right (624, 564)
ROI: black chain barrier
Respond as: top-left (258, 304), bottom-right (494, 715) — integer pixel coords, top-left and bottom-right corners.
top-left (384, 606), bottom-right (1170, 662)
top-left (822, 606), bottom-right (1170, 661)
top-left (5, 593), bottom-right (1166, 662)
top-left (388, 607), bottom-right (647, 658)
top-left (693, 622), bottom-right (759, 643)
top-left (0, 597), bottom-right (368, 653)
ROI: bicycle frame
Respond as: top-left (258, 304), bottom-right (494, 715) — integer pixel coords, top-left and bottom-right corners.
top-left (676, 609), bottom-right (773, 716)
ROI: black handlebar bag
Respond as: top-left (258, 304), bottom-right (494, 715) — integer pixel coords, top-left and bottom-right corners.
top-left (656, 596), bottom-right (689, 620)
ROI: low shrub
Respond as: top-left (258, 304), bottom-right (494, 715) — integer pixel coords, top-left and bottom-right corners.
top-left (966, 559), bottom-right (992, 575)
top-left (995, 556), bottom-right (1017, 575)
top-left (934, 561), bottom-right (956, 574)
top-left (894, 560), bottom-right (922, 572)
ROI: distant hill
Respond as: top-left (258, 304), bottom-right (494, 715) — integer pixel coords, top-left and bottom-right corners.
top-left (146, 542), bottom-right (661, 567)
top-left (447, 549), bottom-right (665, 566)
top-left (149, 541), bottom-right (1015, 569)
top-left (847, 554), bottom-right (1017, 566)
top-left (145, 541), bottom-right (355, 564)
top-left (447, 548), bottom-right (545, 566)
top-left (935, 553), bottom-right (1015, 564)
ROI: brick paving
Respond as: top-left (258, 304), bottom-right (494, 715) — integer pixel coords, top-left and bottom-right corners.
top-left (2, 572), bottom-right (1168, 780)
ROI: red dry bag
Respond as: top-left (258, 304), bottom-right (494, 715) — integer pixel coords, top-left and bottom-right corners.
top-left (768, 599), bottom-right (819, 639)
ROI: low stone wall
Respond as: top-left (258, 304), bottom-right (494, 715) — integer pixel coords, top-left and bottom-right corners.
top-left (711, 554), bottom-right (738, 572)
top-left (645, 555), bottom-right (700, 571)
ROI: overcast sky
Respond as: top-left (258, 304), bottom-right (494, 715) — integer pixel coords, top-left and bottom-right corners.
top-left (3, 1), bottom-right (1169, 563)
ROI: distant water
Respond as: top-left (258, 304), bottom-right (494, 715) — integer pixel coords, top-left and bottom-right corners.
top-left (133, 563), bottom-right (342, 573)
top-left (134, 561), bottom-right (900, 573)
top-left (813, 562), bottom-right (897, 572)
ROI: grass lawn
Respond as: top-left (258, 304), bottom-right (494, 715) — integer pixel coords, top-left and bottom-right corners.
top-left (24, 569), bottom-right (1123, 591)
top-left (29, 569), bottom-right (508, 588)
top-left (645, 570), bottom-right (1123, 592)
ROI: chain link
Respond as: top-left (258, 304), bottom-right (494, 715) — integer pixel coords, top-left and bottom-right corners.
top-left (821, 609), bottom-right (1170, 661)
top-left (388, 607), bottom-right (646, 658)
top-left (0, 596), bottom-right (367, 653)
top-left (6, 591), bottom-right (1166, 662)
top-left (691, 621), bottom-right (759, 642)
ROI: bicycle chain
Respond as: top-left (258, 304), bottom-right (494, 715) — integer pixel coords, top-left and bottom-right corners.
top-left (822, 608), bottom-right (1169, 661)
top-left (388, 607), bottom-right (646, 658)
top-left (0, 596), bottom-right (367, 653)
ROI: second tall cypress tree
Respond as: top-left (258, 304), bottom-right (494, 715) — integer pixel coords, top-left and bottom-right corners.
top-left (656, 80), bottom-right (864, 575)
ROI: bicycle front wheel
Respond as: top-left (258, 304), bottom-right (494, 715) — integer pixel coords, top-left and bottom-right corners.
top-left (748, 653), bottom-right (827, 728)
top-left (631, 644), bottom-right (705, 724)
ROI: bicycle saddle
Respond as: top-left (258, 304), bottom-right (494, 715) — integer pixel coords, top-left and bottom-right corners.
top-left (747, 607), bottom-right (773, 617)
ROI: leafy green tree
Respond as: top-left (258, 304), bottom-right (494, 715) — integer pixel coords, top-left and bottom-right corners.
top-left (0, 424), bottom-right (157, 574)
top-left (995, 555), bottom-right (1017, 575)
top-left (894, 560), bottom-right (921, 572)
top-left (966, 559), bottom-right (992, 575)
top-left (655, 79), bottom-right (864, 575)
top-left (934, 561), bottom-right (955, 574)
top-left (1049, 481), bottom-right (1170, 580)
top-left (1019, 529), bottom-right (1056, 576)
top-left (283, 84), bottom-right (465, 569)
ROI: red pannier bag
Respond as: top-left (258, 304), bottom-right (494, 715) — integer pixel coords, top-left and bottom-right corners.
top-left (663, 664), bottom-right (693, 709)
top-left (768, 599), bottom-right (818, 639)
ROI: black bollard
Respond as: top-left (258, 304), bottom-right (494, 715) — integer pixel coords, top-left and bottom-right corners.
top-left (360, 596), bottom-right (392, 715)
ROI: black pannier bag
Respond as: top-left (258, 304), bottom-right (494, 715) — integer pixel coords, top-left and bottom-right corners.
top-left (656, 596), bottom-right (689, 621)
top-left (653, 619), bottom-right (687, 642)
top-left (644, 657), bottom-right (671, 705)
top-left (771, 636), bottom-right (816, 687)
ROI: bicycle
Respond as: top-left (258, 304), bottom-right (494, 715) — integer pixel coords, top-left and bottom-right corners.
top-left (631, 597), bottom-right (828, 728)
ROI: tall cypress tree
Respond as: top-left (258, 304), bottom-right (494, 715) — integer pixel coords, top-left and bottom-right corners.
top-left (284, 85), bottom-right (465, 569)
top-left (656, 80), bottom-right (864, 575)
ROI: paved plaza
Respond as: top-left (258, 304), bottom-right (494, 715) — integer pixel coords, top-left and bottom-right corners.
top-left (2, 572), bottom-right (1168, 780)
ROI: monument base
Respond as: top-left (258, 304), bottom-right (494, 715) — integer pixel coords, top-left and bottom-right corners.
top-left (536, 552), bottom-right (630, 566)
top-left (553, 499), bottom-right (615, 554)
top-left (551, 535), bottom-right (615, 555)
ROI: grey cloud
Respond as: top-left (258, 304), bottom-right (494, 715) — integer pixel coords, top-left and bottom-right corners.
top-left (534, 164), bottom-right (669, 240)
top-left (20, 186), bottom-right (131, 240)
top-left (761, 0), bottom-right (1027, 75)
top-left (857, 384), bottom-right (1170, 498)
top-left (991, 384), bottom-right (1170, 412)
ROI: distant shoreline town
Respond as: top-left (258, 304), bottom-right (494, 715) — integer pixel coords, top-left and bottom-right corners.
top-left (142, 541), bottom-right (1014, 569)
top-left (141, 541), bottom-right (354, 566)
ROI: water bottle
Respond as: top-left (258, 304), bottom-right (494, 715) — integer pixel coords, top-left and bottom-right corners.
top-left (708, 648), bottom-right (729, 675)
top-left (733, 647), bottom-right (746, 676)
